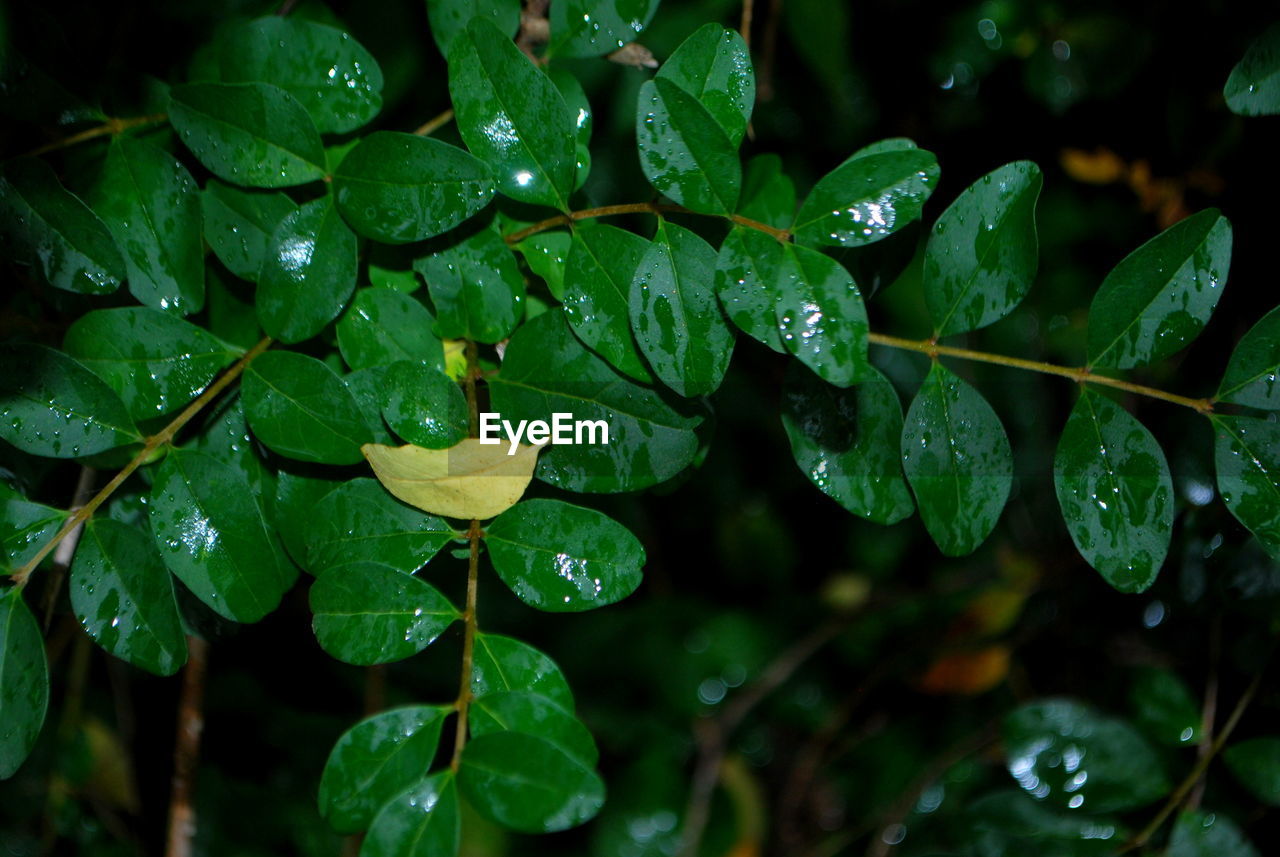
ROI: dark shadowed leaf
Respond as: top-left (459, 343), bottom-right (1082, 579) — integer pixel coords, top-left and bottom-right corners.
top-left (0, 588), bottom-right (48, 779)
top-left (201, 180), bottom-right (297, 281)
top-left (1224, 24), bottom-right (1280, 116)
top-left (1223, 737), bottom-right (1280, 805)
top-left (1218, 306), bottom-right (1280, 409)
top-left (549, 0), bottom-right (661, 58)
top-left (1213, 415), bottom-right (1280, 559)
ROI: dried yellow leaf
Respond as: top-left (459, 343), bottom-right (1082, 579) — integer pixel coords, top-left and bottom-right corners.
top-left (362, 439), bottom-right (541, 520)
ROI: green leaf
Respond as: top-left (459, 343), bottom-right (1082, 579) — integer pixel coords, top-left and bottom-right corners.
top-left (630, 220), bottom-right (733, 397)
top-left (1168, 810), bottom-right (1259, 857)
top-left (1218, 305), bottom-right (1280, 409)
top-left (1224, 24), bottom-right (1280, 116)
top-left (516, 230), bottom-right (571, 300)
top-left (257, 196), bottom-right (358, 344)
top-left (488, 310), bottom-right (704, 492)
top-left (275, 472), bottom-right (341, 569)
top-left (469, 691), bottom-right (598, 768)
top-left (242, 351), bottom-right (373, 465)
top-left (781, 364), bottom-right (913, 524)
top-left (901, 362), bottom-right (1012, 556)
top-left (70, 518), bottom-right (186, 676)
top-left (1224, 737), bottom-right (1280, 805)
top-left (714, 225), bottom-right (786, 352)
top-left (792, 147), bottom-right (939, 248)
top-left (0, 157), bottom-right (124, 294)
top-left (776, 244), bottom-right (870, 388)
top-left (1004, 698), bottom-right (1169, 812)
top-left (380, 361), bottom-right (469, 449)
top-left (336, 288), bottom-right (444, 373)
top-left (471, 633), bottom-right (573, 709)
top-left (92, 136), bottom-right (204, 315)
top-left (0, 491), bottom-right (68, 572)
top-left (562, 223), bottom-right (653, 382)
top-left (459, 731), bottom-right (604, 833)
top-left (150, 449), bottom-right (294, 623)
top-left (188, 396), bottom-right (274, 508)
top-left (311, 561), bottom-right (458, 665)
top-left (414, 224), bottom-right (524, 344)
top-left (169, 82), bottom-right (326, 188)
top-left (1053, 389), bottom-right (1173, 593)
top-left (306, 478), bottom-right (455, 576)
top-left (655, 23), bottom-right (754, 145)
top-left (1213, 415), bottom-right (1280, 559)
top-left (333, 131), bottom-right (496, 243)
top-left (448, 18), bottom-right (576, 209)
top-left (63, 307), bottom-right (240, 420)
top-left (363, 772), bottom-right (460, 856)
top-left (547, 67), bottom-right (593, 148)
top-left (549, 0), bottom-right (660, 57)
top-left (963, 791), bottom-right (1123, 855)
top-left (636, 78), bottom-right (741, 216)
top-left (427, 0), bottom-right (521, 57)
top-left (1128, 667), bottom-right (1201, 747)
top-left (850, 138), bottom-right (918, 158)
top-left (206, 266), bottom-right (262, 349)
top-left (0, 345), bottom-right (141, 459)
top-left (318, 705), bottom-right (450, 834)
top-left (924, 161), bottom-right (1042, 336)
top-left (486, 499), bottom-right (644, 611)
top-left (0, 588), bottom-right (47, 779)
top-left (345, 367), bottom-right (398, 447)
top-left (1087, 209), bottom-right (1232, 369)
top-left (201, 180), bottom-right (298, 281)
top-left (202, 16), bottom-right (383, 134)
top-left (738, 154), bottom-right (796, 229)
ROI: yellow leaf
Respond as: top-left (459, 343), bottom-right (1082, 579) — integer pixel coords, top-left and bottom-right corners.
top-left (362, 439), bottom-right (541, 520)
top-left (443, 339), bottom-right (467, 381)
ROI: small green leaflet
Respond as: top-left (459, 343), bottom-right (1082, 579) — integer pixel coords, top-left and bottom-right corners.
top-left (427, 0), bottom-right (521, 58)
top-left (655, 23), bottom-right (754, 146)
top-left (0, 588), bottom-right (48, 779)
top-left (363, 772), bottom-right (460, 856)
top-left (242, 351), bottom-right (372, 465)
top-left (562, 223), bottom-right (653, 382)
top-left (305, 478), bottom-right (456, 576)
top-left (469, 690), bottom-right (599, 768)
top-left (516, 229), bottom-right (571, 299)
top-left (776, 244), bottom-right (870, 388)
top-left (738, 154), bottom-right (796, 229)
top-left (336, 287), bottom-right (444, 373)
top-left (380, 361), bottom-right (469, 449)
top-left (792, 147), bottom-right (939, 248)
top-left (1128, 667), bottom-right (1201, 747)
top-left (1224, 23), bottom-right (1280, 116)
top-left (1168, 810), bottom-right (1260, 857)
top-left (549, 0), bottom-right (660, 58)
top-left (1213, 415), bottom-right (1280, 559)
top-left (470, 633), bottom-right (574, 710)
top-left (257, 196), bottom-right (357, 344)
top-left (1223, 737), bottom-right (1280, 806)
top-left (715, 225), bottom-right (786, 352)
top-left (1218, 305), bottom-right (1280, 409)
top-left (636, 78), bottom-right (740, 216)
top-left (414, 223), bottom-right (524, 344)
top-left (459, 731), bottom-right (605, 833)
top-left (0, 489), bottom-right (68, 572)
top-left (201, 180), bottom-right (298, 281)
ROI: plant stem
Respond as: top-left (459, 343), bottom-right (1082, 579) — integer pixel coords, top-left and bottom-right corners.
top-left (164, 635), bottom-right (209, 857)
top-left (740, 0), bottom-right (755, 47)
top-left (504, 202), bottom-right (791, 244)
top-left (9, 337), bottom-right (273, 589)
top-left (413, 108), bottom-right (454, 137)
top-left (452, 340), bottom-right (483, 770)
top-left (23, 113), bottom-right (168, 158)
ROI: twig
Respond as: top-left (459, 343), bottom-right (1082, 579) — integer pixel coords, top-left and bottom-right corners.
top-left (758, 0), bottom-right (784, 101)
top-left (164, 636), bottom-right (209, 857)
top-left (450, 340), bottom-right (483, 770)
top-left (23, 114), bottom-right (167, 158)
top-left (740, 0), bottom-right (755, 47)
top-left (41, 466), bottom-right (96, 630)
top-left (413, 109), bottom-right (454, 137)
top-left (1188, 615), bottom-right (1222, 812)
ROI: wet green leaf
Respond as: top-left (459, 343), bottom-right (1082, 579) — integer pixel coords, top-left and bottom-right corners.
top-left (1224, 24), bottom-right (1280, 116)
top-left (275, 471), bottom-right (341, 569)
top-left (202, 16), bottom-right (383, 134)
top-left (363, 772), bottom-right (460, 856)
top-left (63, 307), bottom-right (239, 420)
top-left (0, 490), bottom-right (68, 572)
top-left (242, 351), bottom-right (372, 465)
top-left (562, 223), bottom-right (653, 382)
top-left (924, 161), bottom-right (1042, 336)
top-left (380, 361), bottom-right (469, 449)
top-left (792, 147), bottom-right (939, 248)
top-left (414, 224), bottom-right (524, 344)
top-left (0, 157), bottom-right (124, 295)
top-left (201, 180), bottom-right (297, 281)
top-left (319, 705), bottom-right (450, 834)
top-left (1053, 388), bottom-right (1172, 593)
top-left (1223, 737), bottom-right (1280, 805)
top-left (0, 588), bottom-right (47, 779)
top-left (188, 395), bottom-right (274, 508)
top-left (459, 731), bottom-right (604, 833)
top-left (0, 345), bottom-right (141, 459)
top-left (777, 243), bottom-right (870, 388)
top-left (655, 23), bottom-right (754, 145)
top-left (345, 366), bottom-right (398, 447)
top-left (70, 518), bottom-right (186, 676)
top-left (1218, 305), bottom-right (1280, 409)
top-left (714, 225), bottom-right (786, 352)
top-left (1213, 415), bottom-right (1280, 559)
top-left (1087, 209), bottom-right (1231, 369)
top-left (305, 478), bottom-right (454, 577)
top-left (206, 266), bottom-right (262, 349)
top-left (901, 362), bottom-right (1012, 556)
top-left (1004, 698), bottom-right (1169, 812)
top-left (469, 690), bottom-right (598, 768)
top-left (636, 78), bottom-right (741, 215)
top-left (631, 221), bottom-right (732, 397)
top-left (92, 136), bottom-right (204, 315)
top-left (311, 560), bottom-right (458, 665)
top-left (549, 0), bottom-right (660, 58)
top-left (334, 132), bottom-right (496, 243)
top-left (448, 18), bottom-right (576, 209)
top-left (336, 288), bottom-right (443, 373)
top-left (738, 154), bottom-right (796, 229)
top-left (169, 82), bottom-right (326, 188)
top-left (781, 364), bottom-right (913, 525)
top-left (488, 310), bottom-right (704, 492)
top-left (150, 449), bottom-right (294, 623)
top-left (964, 791), bottom-right (1123, 855)
top-left (1168, 810), bottom-right (1259, 857)
top-left (1128, 667), bottom-right (1201, 747)
top-left (486, 499), bottom-right (644, 612)
top-left (427, 0), bottom-right (521, 57)
top-left (471, 633), bottom-right (574, 709)
top-left (257, 196), bottom-right (358, 344)
top-left (516, 230), bottom-right (571, 300)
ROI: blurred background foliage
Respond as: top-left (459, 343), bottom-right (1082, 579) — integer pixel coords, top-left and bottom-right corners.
top-left (2, 1), bottom-right (1279, 855)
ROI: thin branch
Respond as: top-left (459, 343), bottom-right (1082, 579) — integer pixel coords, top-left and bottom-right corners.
top-left (503, 202), bottom-right (792, 244)
top-left (740, 0), bottom-right (755, 47)
top-left (451, 340), bottom-right (483, 770)
top-left (1188, 615), bottom-right (1222, 812)
top-left (413, 109), bottom-right (454, 137)
top-left (164, 636), bottom-right (209, 857)
top-left (23, 114), bottom-right (167, 158)
top-left (41, 466), bottom-right (96, 630)
top-left (10, 337), bottom-right (272, 589)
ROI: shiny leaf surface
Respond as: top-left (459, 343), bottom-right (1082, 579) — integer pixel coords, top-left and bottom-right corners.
top-left (257, 196), bottom-right (357, 344)
top-left (0, 589), bottom-right (47, 779)
top-left (427, 0), bottom-right (521, 57)
top-left (242, 350), bottom-right (372, 465)
top-left (655, 23), bottom-right (754, 145)
top-left (362, 772), bottom-right (460, 857)
top-left (305, 478), bottom-right (455, 576)
top-left (562, 223), bottom-right (653, 381)
top-left (380, 361), bottom-right (469, 449)
top-left (414, 224), bottom-right (524, 344)
top-left (1218, 305), bottom-right (1280, 409)
top-left (549, 0), bottom-right (660, 58)
top-left (470, 633), bottom-right (573, 709)
top-left (336, 288), bottom-right (444, 373)
top-left (200, 180), bottom-right (297, 281)
top-left (1224, 23), bottom-right (1280, 116)
top-left (792, 147), bottom-right (939, 248)
top-left (0, 490), bottom-right (67, 572)
top-left (469, 690), bottom-right (598, 768)
top-left (1213, 415), bottom-right (1280, 559)
top-left (459, 731), bottom-right (605, 833)
top-left (714, 225), bottom-right (786, 352)
top-left (516, 229), bottom-right (571, 300)
top-left (636, 77), bottom-right (740, 215)
top-left (776, 243), bottom-right (870, 387)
